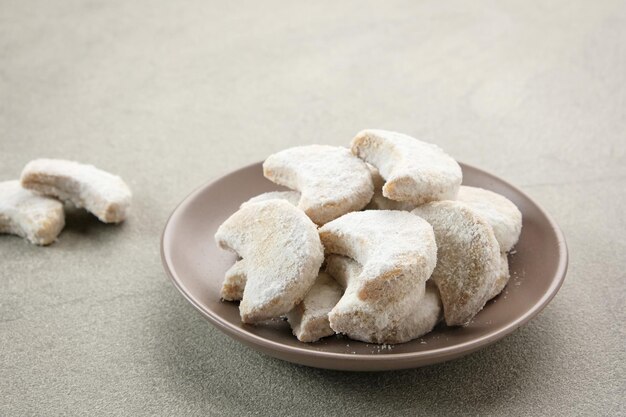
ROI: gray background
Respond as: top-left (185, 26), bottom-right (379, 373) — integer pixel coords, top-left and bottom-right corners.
top-left (1, 0), bottom-right (625, 415)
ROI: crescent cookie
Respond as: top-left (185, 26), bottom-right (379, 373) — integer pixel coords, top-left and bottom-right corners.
top-left (286, 272), bottom-right (343, 343)
top-left (365, 165), bottom-right (415, 211)
top-left (326, 255), bottom-right (441, 344)
top-left (412, 201), bottom-right (500, 326)
top-left (351, 129), bottom-right (462, 205)
top-left (215, 200), bottom-right (324, 323)
top-left (457, 186), bottom-right (522, 252)
top-left (263, 145), bottom-right (374, 225)
top-left (21, 159), bottom-right (132, 223)
top-left (0, 180), bottom-right (65, 245)
top-left (318, 210), bottom-right (437, 304)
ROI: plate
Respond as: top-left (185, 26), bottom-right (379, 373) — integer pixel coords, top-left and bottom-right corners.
top-left (161, 162), bottom-right (568, 371)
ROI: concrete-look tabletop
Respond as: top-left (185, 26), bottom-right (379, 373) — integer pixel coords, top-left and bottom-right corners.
top-left (1, 1), bottom-right (624, 415)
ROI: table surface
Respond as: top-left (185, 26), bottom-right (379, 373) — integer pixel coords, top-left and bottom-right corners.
top-left (2, 1), bottom-right (625, 416)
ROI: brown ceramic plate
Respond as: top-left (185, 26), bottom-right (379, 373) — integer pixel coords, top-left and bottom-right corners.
top-left (161, 162), bottom-right (568, 371)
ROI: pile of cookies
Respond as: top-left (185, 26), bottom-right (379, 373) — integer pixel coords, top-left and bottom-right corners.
top-left (215, 130), bottom-right (521, 344)
top-left (0, 159), bottom-right (132, 245)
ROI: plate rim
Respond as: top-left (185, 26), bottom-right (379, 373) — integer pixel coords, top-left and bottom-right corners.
top-left (161, 161), bottom-right (569, 366)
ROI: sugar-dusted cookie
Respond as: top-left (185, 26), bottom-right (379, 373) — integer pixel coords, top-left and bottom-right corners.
top-left (319, 210), bottom-right (437, 304)
top-left (412, 201), bottom-right (500, 326)
top-left (215, 200), bottom-right (324, 323)
top-left (263, 145), bottom-right (373, 225)
top-left (457, 186), bottom-right (522, 252)
top-left (21, 159), bottom-right (131, 223)
top-left (365, 165), bottom-right (415, 211)
top-left (286, 272), bottom-right (343, 342)
top-left (0, 180), bottom-right (65, 245)
top-left (326, 255), bottom-right (441, 344)
top-left (351, 129), bottom-right (461, 205)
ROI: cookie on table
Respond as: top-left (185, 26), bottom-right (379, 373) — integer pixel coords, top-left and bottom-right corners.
top-left (21, 158), bottom-right (132, 223)
top-left (0, 180), bottom-right (65, 245)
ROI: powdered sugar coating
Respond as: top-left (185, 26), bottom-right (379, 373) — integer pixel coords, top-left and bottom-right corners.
top-left (21, 159), bottom-right (131, 223)
top-left (351, 129), bottom-right (462, 205)
top-left (319, 210), bottom-right (437, 304)
top-left (0, 180), bottom-right (65, 245)
top-left (412, 201), bottom-right (500, 326)
top-left (263, 145), bottom-right (374, 225)
top-left (489, 252), bottom-right (510, 300)
top-left (215, 200), bottom-right (324, 323)
top-left (366, 165), bottom-right (416, 211)
top-left (457, 186), bottom-right (522, 252)
top-left (286, 272), bottom-right (343, 342)
top-left (241, 191), bottom-right (301, 208)
top-left (326, 255), bottom-right (441, 344)
top-left (220, 259), bottom-right (247, 301)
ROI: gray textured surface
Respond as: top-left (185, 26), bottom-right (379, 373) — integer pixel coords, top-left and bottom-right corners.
top-left (1, 0), bottom-right (625, 415)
